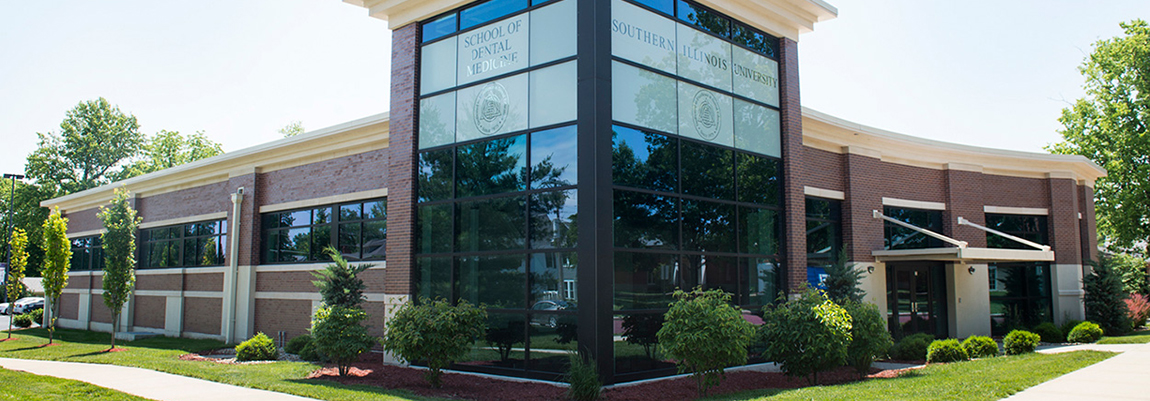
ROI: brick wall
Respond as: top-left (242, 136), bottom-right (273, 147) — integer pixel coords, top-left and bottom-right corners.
top-left (136, 274), bottom-right (182, 292)
top-left (1080, 185), bottom-right (1098, 262)
top-left (982, 174), bottom-right (1050, 208)
top-left (230, 174), bottom-right (259, 267)
top-left (183, 297), bottom-right (222, 335)
top-left (801, 147), bottom-right (845, 191)
top-left (253, 299), bottom-right (311, 340)
top-left (136, 182), bottom-right (230, 223)
top-left (943, 169), bottom-right (987, 246)
top-left (842, 153), bottom-right (886, 262)
top-left (185, 273), bottom-right (223, 292)
top-left (64, 208), bottom-right (102, 233)
top-left (259, 150), bottom-right (389, 206)
top-left (1048, 178), bottom-right (1082, 265)
top-left (779, 38), bottom-right (805, 290)
top-left (385, 23), bottom-right (419, 295)
top-left (60, 293), bottom-right (79, 320)
top-left (255, 272), bottom-right (315, 293)
top-left (90, 294), bottom-right (112, 324)
top-left (133, 295), bottom-right (166, 329)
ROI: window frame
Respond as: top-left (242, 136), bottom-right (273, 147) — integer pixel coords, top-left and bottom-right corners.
top-left (139, 219), bottom-right (228, 269)
top-left (260, 198), bottom-right (387, 264)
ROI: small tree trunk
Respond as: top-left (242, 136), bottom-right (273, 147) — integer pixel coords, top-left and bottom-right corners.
top-left (110, 312), bottom-right (119, 350)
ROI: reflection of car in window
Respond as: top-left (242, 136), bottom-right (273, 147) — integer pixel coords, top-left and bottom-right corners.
top-left (530, 299), bottom-right (571, 328)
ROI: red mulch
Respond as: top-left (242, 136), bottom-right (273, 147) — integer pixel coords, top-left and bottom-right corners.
top-left (105, 348), bottom-right (127, 352)
top-left (0, 338), bottom-right (18, 342)
top-left (303, 361), bottom-right (922, 401)
top-left (37, 343), bottom-right (60, 348)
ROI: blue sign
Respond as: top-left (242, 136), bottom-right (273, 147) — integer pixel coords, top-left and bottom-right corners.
top-left (807, 266), bottom-right (828, 290)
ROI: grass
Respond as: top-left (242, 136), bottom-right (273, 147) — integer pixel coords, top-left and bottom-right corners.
top-left (0, 368), bottom-right (152, 400)
top-left (704, 351), bottom-right (1114, 401)
top-left (0, 327), bottom-right (436, 401)
top-left (1098, 329), bottom-right (1150, 344)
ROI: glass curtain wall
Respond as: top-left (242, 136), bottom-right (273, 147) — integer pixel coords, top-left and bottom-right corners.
top-left (141, 219), bottom-right (227, 269)
top-left (986, 214), bottom-right (1052, 335)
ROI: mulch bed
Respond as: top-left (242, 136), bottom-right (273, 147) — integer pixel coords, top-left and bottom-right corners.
top-left (301, 360), bottom-right (922, 401)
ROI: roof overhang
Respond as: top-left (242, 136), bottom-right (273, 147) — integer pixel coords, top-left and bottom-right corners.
top-left (872, 247), bottom-right (1055, 264)
top-left (342, 0), bottom-right (837, 41)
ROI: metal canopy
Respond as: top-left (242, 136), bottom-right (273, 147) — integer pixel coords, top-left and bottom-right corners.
top-left (871, 210), bottom-right (1055, 263)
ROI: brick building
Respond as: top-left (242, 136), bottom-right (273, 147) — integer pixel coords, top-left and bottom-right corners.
top-left (43, 0), bottom-right (1105, 383)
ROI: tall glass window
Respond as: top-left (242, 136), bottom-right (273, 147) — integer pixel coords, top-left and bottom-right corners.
top-left (987, 214), bottom-right (1053, 334)
top-left (70, 236), bottom-right (104, 271)
top-left (140, 219), bottom-right (227, 269)
top-left (883, 206), bottom-right (944, 250)
top-left (261, 199), bottom-right (386, 263)
top-left (806, 197), bottom-right (841, 267)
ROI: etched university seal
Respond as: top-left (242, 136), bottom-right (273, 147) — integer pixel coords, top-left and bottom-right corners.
top-left (692, 90), bottom-right (721, 140)
top-left (473, 82), bottom-right (510, 136)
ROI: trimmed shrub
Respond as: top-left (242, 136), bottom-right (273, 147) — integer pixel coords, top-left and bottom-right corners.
top-left (381, 298), bottom-right (487, 388)
top-left (298, 342), bottom-right (321, 362)
top-left (13, 314), bottom-right (32, 328)
top-left (312, 306), bottom-right (377, 376)
top-left (236, 332), bottom-right (278, 361)
top-left (1067, 321), bottom-right (1104, 343)
top-left (1004, 330), bottom-right (1041, 355)
top-left (1061, 319), bottom-right (1084, 339)
top-left (761, 288), bottom-right (852, 385)
top-left (657, 288), bottom-right (755, 396)
top-left (28, 308), bottom-right (44, 326)
top-left (843, 301), bottom-right (892, 378)
top-left (962, 336), bottom-right (1000, 358)
top-left (1125, 293), bottom-right (1150, 329)
top-left (926, 339), bottom-right (969, 363)
top-left (1032, 322), bottom-right (1063, 343)
top-left (284, 334), bottom-right (312, 355)
top-left (891, 333), bottom-right (934, 361)
top-left (566, 352), bottom-right (601, 401)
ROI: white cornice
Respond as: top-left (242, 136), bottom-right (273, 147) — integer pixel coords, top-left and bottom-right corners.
top-left (42, 113), bottom-right (390, 214)
top-left (343, 0), bottom-right (836, 41)
top-left (801, 107), bottom-right (1107, 185)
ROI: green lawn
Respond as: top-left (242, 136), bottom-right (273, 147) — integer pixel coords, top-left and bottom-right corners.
top-left (1098, 330), bottom-right (1150, 344)
top-left (705, 351), bottom-right (1114, 401)
top-left (0, 368), bottom-right (152, 400)
top-left (0, 328), bottom-right (434, 401)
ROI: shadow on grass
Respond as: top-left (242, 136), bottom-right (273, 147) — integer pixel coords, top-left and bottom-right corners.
top-left (283, 377), bottom-right (437, 401)
top-left (10, 328), bottom-right (224, 353)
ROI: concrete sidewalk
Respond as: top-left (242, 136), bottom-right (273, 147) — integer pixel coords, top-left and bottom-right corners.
top-left (0, 358), bottom-right (318, 401)
top-left (1003, 342), bottom-right (1150, 400)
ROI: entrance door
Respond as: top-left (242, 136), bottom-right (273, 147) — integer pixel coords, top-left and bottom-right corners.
top-left (886, 262), bottom-right (947, 338)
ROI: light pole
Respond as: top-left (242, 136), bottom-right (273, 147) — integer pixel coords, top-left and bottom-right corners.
top-left (3, 173), bottom-right (24, 303)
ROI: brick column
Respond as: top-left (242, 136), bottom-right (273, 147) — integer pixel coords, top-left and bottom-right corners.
top-left (1079, 184), bottom-right (1098, 263)
top-left (1049, 174), bottom-right (1084, 322)
top-left (942, 166), bottom-right (986, 247)
top-left (842, 150), bottom-right (884, 263)
top-left (778, 38), bottom-right (806, 291)
top-left (385, 23), bottom-right (419, 296)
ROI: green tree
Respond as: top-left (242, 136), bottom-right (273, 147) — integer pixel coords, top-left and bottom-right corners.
top-left (25, 98), bottom-right (143, 196)
top-left (311, 247), bottom-right (371, 309)
top-left (761, 288), bottom-right (853, 385)
top-left (824, 250), bottom-right (865, 304)
top-left (40, 207), bottom-right (71, 344)
top-left (118, 130), bottom-right (223, 179)
top-left (98, 187), bottom-right (141, 350)
top-left (311, 306), bottom-right (376, 376)
top-left (842, 301), bottom-right (892, 378)
top-left (6, 228), bottom-right (29, 338)
top-left (1, 181), bottom-right (55, 277)
top-left (1112, 252), bottom-right (1150, 295)
top-left (656, 288), bottom-right (755, 396)
top-left (1047, 20), bottom-right (1150, 253)
top-left (279, 121), bottom-right (305, 137)
top-left (1084, 257), bottom-right (1132, 335)
top-left (381, 298), bottom-right (487, 388)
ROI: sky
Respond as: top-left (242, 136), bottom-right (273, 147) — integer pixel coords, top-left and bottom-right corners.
top-left (1, 0), bottom-right (1147, 179)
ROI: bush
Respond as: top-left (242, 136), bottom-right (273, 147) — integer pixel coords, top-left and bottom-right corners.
top-left (1084, 258), bottom-right (1132, 335)
top-left (13, 314), bottom-right (32, 328)
top-left (926, 339), bottom-right (969, 363)
top-left (1125, 293), bottom-right (1150, 329)
top-left (28, 308), bottom-right (43, 326)
top-left (843, 301), bottom-right (892, 378)
top-left (962, 336), bottom-right (999, 358)
top-left (761, 288), bottom-right (852, 385)
top-left (657, 288), bottom-right (755, 396)
top-left (891, 333), bottom-right (934, 361)
top-left (1032, 322), bottom-right (1063, 343)
top-left (312, 247), bottom-right (371, 309)
top-left (1067, 321), bottom-right (1104, 343)
top-left (284, 334), bottom-right (312, 355)
top-left (298, 342), bottom-right (321, 362)
top-left (312, 306), bottom-right (377, 376)
top-left (566, 352), bottom-right (601, 401)
top-left (236, 332), bottom-right (278, 361)
top-left (381, 298), bottom-right (487, 388)
top-left (1061, 318), bottom-right (1084, 339)
top-left (1004, 330), bottom-right (1041, 355)
top-left (824, 250), bottom-right (865, 304)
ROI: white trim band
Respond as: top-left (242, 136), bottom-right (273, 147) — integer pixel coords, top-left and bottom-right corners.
top-left (139, 212), bottom-right (228, 229)
top-left (984, 206), bottom-right (1049, 216)
top-left (882, 197), bottom-right (946, 211)
top-left (804, 186), bottom-right (845, 200)
top-left (259, 188), bottom-right (389, 214)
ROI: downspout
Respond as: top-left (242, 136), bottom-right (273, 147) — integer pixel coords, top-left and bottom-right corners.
top-left (226, 187), bottom-right (244, 344)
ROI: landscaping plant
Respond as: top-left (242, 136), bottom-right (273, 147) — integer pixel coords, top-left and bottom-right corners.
top-left (5, 227), bottom-right (28, 338)
top-left (236, 332), bottom-right (278, 361)
top-left (12, 314), bottom-right (32, 328)
top-left (1031, 322), bottom-right (1064, 343)
top-left (566, 352), bottom-right (601, 401)
top-left (1004, 330), bottom-right (1041, 355)
top-left (962, 336), bottom-right (1000, 358)
top-left (1067, 321), bottom-right (1104, 343)
top-left (926, 339), bottom-right (969, 363)
top-left (1084, 257), bottom-right (1132, 335)
top-left (1124, 293), bottom-right (1150, 329)
top-left (823, 250), bottom-right (865, 304)
top-left (381, 297), bottom-right (487, 388)
top-left (98, 188), bottom-right (141, 350)
top-left (891, 333), bottom-right (934, 361)
top-left (842, 301), bottom-right (892, 378)
top-left (1060, 318), bottom-right (1084, 339)
top-left (28, 309), bottom-right (44, 326)
top-left (656, 288), bottom-right (755, 396)
top-left (41, 207), bottom-right (73, 345)
top-left (761, 288), bottom-right (852, 385)
top-left (284, 334), bottom-right (312, 355)
top-left (312, 306), bottom-right (376, 376)
top-left (311, 248), bottom-right (372, 309)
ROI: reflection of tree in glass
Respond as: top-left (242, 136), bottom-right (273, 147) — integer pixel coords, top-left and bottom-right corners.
top-left (731, 24), bottom-right (775, 58)
top-left (419, 149), bottom-right (453, 202)
top-left (457, 197), bottom-right (525, 251)
top-left (737, 153), bottom-right (778, 205)
top-left (613, 191), bottom-right (677, 249)
top-left (456, 136), bottom-right (526, 197)
top-left (529, 157), bottom-right (576, 248)
top-left (632, 72), bottom-right (678, 132)
top-left (622, 314), bottom-right (663, 359)
top-left (419, 97), bottom-right (453, 147)
top-left (612, 128), bottom-right (677, 192)
top-left (682, 200), bottom-right (734, 253)
top-left (201, 237), bottom-right (218, 266)
top-left (681, 6), bottom-right (729, 37)
top-left (459, 256), bottom-right (526, 309)
top-left (681, 142), bottom-right (733, 199)
top-left (485, 313), bottom-right (528, 363)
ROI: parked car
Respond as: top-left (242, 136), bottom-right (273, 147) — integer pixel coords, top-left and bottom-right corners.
top-left (12, 297), bottom-right (44, 315)
top-left (530, 299), bottom-right (573, 328)
top-left (0, 302), bottom-right (9, 315)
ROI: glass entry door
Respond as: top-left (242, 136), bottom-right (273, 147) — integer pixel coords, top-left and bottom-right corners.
top-left (886, 262), bottom-right (947, 338)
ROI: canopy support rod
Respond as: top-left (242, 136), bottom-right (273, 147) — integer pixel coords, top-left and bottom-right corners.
top-left (957, 217), bottom-right (1051, 251)
top-left (873, 210), bottom-right (968, 248)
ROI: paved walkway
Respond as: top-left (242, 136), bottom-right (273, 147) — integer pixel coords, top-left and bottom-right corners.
top-left (0, 358), bottom-right (317, 401)
top-left (1003, 342), bottom-right (1150, 400)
